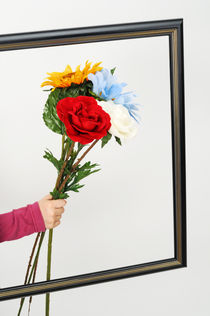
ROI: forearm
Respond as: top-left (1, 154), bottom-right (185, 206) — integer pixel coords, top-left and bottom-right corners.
top-left (0, 202), bottom-right (46, 243)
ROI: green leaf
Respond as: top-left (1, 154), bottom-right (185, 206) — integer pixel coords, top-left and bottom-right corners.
top-left (110, 67), bottom-right (116, 75)
top-left (59, 192), bottom-right (69, 199)
top-left (115, 136), bottom-right (122, 145)
top-left (63, 137), bottom-right (74, 160)
top-left (58, 80), bottom-right (93, 98)
top-left (50, 188), bottom-right (69, 199)
top-left (73, 168), bottom-right (99, 183)
top-left (43, 88), bottom-right (65, 135)
top-left (43, 149), bottom-right (64, 171)
top-left (101, 132), bottom-right (112, 148)
top-left (68, 183), bottom-right (85, 193)
top-left (64, 161), bottom-right (100, 192)
top-left (77, 142), bottom-right (87, 153)
top-left (76, 161), bottom-right (99, 172)
top-left (63, 159), bottom-right (75, 176)
top-left (50, 188), bottom-right (60, 199)
top-left (64, 136), bottom-right (73, 145)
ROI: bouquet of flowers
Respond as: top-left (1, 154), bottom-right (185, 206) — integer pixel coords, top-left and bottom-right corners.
top-left (17, 61), bottom-right (140, 316)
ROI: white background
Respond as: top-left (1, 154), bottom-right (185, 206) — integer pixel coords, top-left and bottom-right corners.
top-left (0, 0), bottom-right (209, 315)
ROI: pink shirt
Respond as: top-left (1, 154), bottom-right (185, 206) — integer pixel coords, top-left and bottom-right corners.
top-left (0, 202), bottom-right (46, 243)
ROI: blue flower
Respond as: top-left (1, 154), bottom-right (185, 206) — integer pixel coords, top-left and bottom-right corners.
top-left (114, 92), bottom-right (140, 122)
top-left (88, 68), bottom-right (126, 100)
top-left (88, 68), bottom-right (140, 122)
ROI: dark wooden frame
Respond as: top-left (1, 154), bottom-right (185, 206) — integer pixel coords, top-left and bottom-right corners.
top-left (0, 18), bottom-right (186, 301)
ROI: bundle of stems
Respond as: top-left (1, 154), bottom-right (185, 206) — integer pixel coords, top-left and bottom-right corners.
top-left (17, 134), bottom-right (99, 316)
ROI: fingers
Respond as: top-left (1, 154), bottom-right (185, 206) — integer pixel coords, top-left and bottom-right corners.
top-left (38, 194), bottom-right (67, 230)
top-left (51, 199), bottom-right (67, 208)
top-left (46, 219), bottom-right (61, 229)
top-left (54, 207), bottom-right (64, 215)
top-left (46, 214), bottom-right (62, 228)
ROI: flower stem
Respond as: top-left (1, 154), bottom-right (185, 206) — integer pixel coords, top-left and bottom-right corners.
top-left (55, 141), bottom-right (75, 190)
top-left (58, 139), bottom-right (99, 193)
top-left (24, 232), bottom-right (40, 284)
top-left (18, 138), bottom-right (99, 316)
top-left (72, 139), bottom-right (99, 170)
top-left (45, 139), bottom-right (74, 316)
top-left (27, 252), bottom-right (39, 316)
top-left (18, 138), bottom-right (72, 316)
top-left (17, 232), bottom-right (40, 316)
top-left (17, 232), bottom-right (45, 316)
top-left (61, 134), bottom-right (66, 161)
top-left (45, 228), bottom-right (53, 316)
top-left (58, 173), bottom-right (71, 193)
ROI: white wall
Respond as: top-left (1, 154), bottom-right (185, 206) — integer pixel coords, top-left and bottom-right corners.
top-left (0, 0), bottom-right (210, 315)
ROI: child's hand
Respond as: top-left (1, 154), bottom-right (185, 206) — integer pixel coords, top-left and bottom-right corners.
top-left (38, 194), bottom-right (67, 229)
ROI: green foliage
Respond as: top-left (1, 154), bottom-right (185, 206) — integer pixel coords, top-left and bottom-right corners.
top-left (64, 136), bottom-right (73, 146)
top-left (101, 133), bottom-right (122, 148)
top-left (43, 88), bottom-right (65, 135)
top-left (43, 149), bottom-right (64, 172)
top-left (50, 188), bottom-right (69, 199)
top-left (101, 132), bottom-right (112, 148)
top-left (42, 80), bottom-right (94, 134)
top-left (115, 136), bottom-right (122, 145)
top-left (63, 154), bottom-right (76, 176)
top-left (110, 67), bottom-right (116, 75)
top-left (67, 183), bottom-right (85, 193)
top-left (59, 80), bottom-right (93, 98)
top-left (63, 142), bottom-right (87, 175)
top-left (77, 142), bottom-right (87, 154)
top-left (64, 161), bottom-right (100, 193)
top-left (59, 192), bottom-right (69, 199)
top-left (63, 137), bottom-right (74, 161)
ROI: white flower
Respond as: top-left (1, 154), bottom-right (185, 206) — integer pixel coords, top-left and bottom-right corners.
top-left (98, 100), bottom-right (138, 140)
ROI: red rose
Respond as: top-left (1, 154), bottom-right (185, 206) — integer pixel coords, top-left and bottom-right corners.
top-left (56, 96), bottom-right (111, 145)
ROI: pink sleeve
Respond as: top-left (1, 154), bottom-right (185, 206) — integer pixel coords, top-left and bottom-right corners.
top-left (0, 201), bottom-right (46, 243)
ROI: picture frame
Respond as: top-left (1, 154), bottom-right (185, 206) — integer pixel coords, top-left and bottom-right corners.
top-left (0, 18), bottom-right (186, 301)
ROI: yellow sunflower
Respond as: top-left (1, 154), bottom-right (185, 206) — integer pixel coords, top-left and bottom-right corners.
top-left (41, 60), bottom-right (103, 88)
